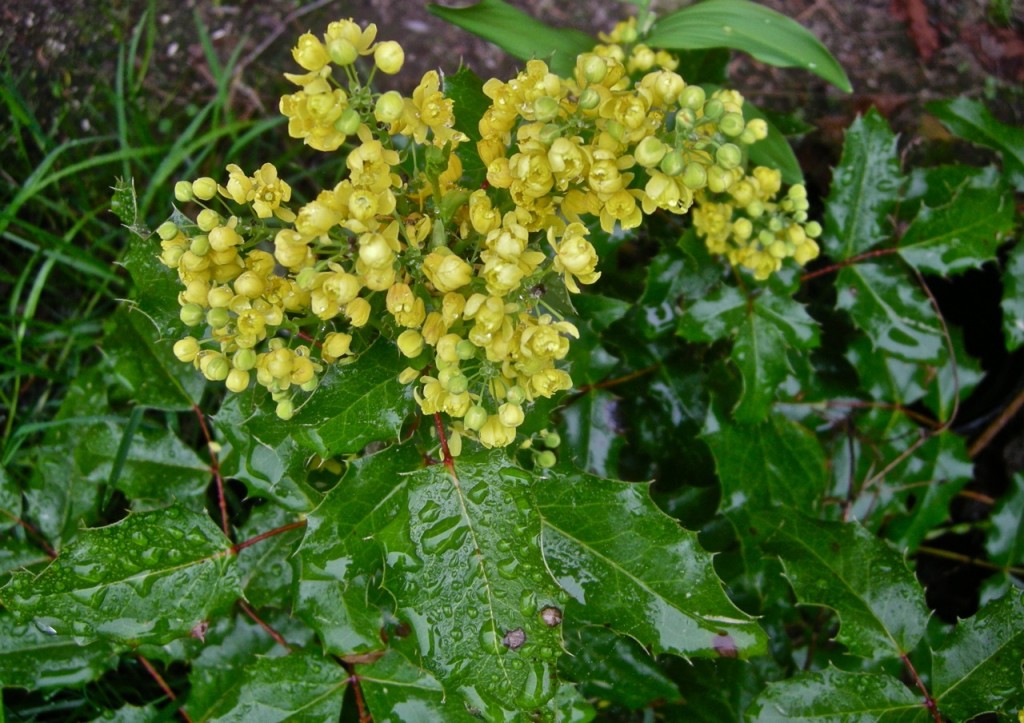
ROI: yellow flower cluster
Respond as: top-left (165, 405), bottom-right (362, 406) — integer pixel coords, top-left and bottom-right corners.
top-left (157, 17), bottom-right (822, 449)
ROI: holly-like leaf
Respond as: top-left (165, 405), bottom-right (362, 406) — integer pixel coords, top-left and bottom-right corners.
top-left (898, 173), bottom-right (1012, 276)
top-left (764, 515), bottom-right (929, 659)
top-left (427, 0), bottom-right (595, 77)
top-left (120, 233), bottom-right (189, 340)
top-left (389, 456), bottom-right (564, 715)
top-left (1002, 240), bottom-right (1024, 351)
top-left (533, 465), bottom-right (768, 659)
top-left (926, 97), bottom-right (1024, 191)
top-left (823, 111), bottom-right (903, 260)
top-left (646, 0), bottom-right (851, 92)
top-left (287, 339), bottom-right (415, 457)
top-left (360, 650), bottom-right (481, 722)
top-left (103, 306), bottom-right (204, 411)
top-left (560, 624), bottom-right (681, 709)
top-left (835, 263), bottom-right (944, 363)
top-left (294, 444), bottom-right (420, 655)
top-left (703, 406), bottom-right (827, 513)
top-left (986, 472), bottom-right (1024, 571)
top-left (561, 390), bottom-right (625, 478)
top-left (236, 504), bottom-right (304, 610)
top-left (747, 667), bottom-right (921, 722)
top-left (0, 505), bottom-right (240, 646)
top-left (0, 612), bottom-right (120, 688)
top-left (0, 465), bottom-right (20, 532)
top-left (190, 650), bottom-right (347, 722)
top-left (932, 591), bottom-right (1024, 720)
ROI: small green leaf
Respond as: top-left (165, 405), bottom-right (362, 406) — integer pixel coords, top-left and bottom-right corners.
top-left (0, 465), bottom-right (21, 532)
top-left (287, 339), bottom-right (415, 457)
top-left (0, 505), bottom-right (240, 646)
top-left (0, 612), bottom-right (120, 688)
top-left (836, 263), bottom-right (944, 363)
top-left (560, 624), bottom-right (681, 709)
top-left (360, 650), bottom-right (481, 722)
top-left (927, 97), bottom-right (1024, 191)
top-left (747, 667), bottom-right (921, 722)
top-left (561, 390), bottom-right (624, 478)
top-left (427, 0), bottom-right (595, 77)
top-left (121, 234), bottom-right (189, 340)
top-left (646, 0), bottom-right (851, 92)
top-left (932, 591), bottom-right (1024, 720)
top-left (823, 111), bottom-right (903, 260)
top-left (237, 504), bottom-right (304, 610)
top-left (1001, 240), bottom-right (1024, 351)
top-left (445, 66), bottom-right (487, 144)
top-left (986, 472), bottom-right (1024, 570)
top-left (534, 465), bottom-right (768, 659)
top-left (898, 174), bottom-right (1012, 276)
top-left (191, 651), bottom-right (347, 722)
top-left (764, 515), bottom-right (929, 659)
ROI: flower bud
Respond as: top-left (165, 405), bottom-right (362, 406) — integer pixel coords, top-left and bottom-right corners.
top-left (398, 367), bottom-right (420, 384)
top-left (233, 348), bottom-right (257, 371)
top-left (715, 143), bottom-right (742, 170)
top-left (536, 450), bottom-right (557, 468)
top-left (805, 220), bottom-right (823, 238)
top-left (746, 118), bottom-right (769, 141)
top-left (202, 354), bottom-right (230, 381)
top-left (179, 303), bottom-right (205, 326)
top-left (189, 235), bottom-right (211, 256)
top-left (374, 91), bottom-right (405, 124)
top-left (234, 271), bottom-right (265, 299)
top-left (334, 108), bottom-right (362, 136)
top-left (173, 337), bottom-right (200, 362)
top-left (464, 405), bottom-right (488, 431)
top-left (542, 431), bottom-right (561, 449)
top-left (174, 181), bottom-right (194, 202)
top-left (719, 112), bottom-right (745, 137)
top-left (293, 33), bottom-right (329, 71)
top-left (456, 339), bottom-right (476, 360)
top-left (373, 41), bottom-right (404, 74)
top-left (506, 385), bottom-right (527, 404)
top-left (577, 87), bottom-right (601, 110)
top-left (225, 368), bottom-right (250, 393)
top-left (206, 307), bottom-right (230, 329)
top-left (533, 96), bottom-right (560, 122)
top-left (634, 136), bottom-right (667, 168)
top-left (581, 54), bottom-right (608, 84)
top-left (498, 402), bottom-right (525, 427)
top-left (447, 373), bottom-right (469, 394)
top-left (276, 399), bottom-right (295, 420)
top-left (327, 37), bottom-right (358, 66)
top-left (156, 221), bottom-right (179, 241)
top-left (323, 332), bottom-right (353, 360)
top-left (346, 297), bottom-right (371, 327)
top-left (191, 177), bottom-right (218, 201)
top-left (681, 162), bottom-right (707, 189)
top-left (702, 98), bottom-right (724, 121)
top-left (397, 329), bottom-right (424, 358)
top-left (422, 249), bottom-right (473, 293)
top-left (679, 85), bottom-right (705, 111)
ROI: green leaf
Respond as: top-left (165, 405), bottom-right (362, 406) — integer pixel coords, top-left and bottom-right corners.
top-left (745, 101), bottom-right (804, 185)
top-left (0, 505), bottom-right (240, 646)
top-left (931, 591), bottom-right (1024, 719)
top-left (1002, 240), bottom-right (1024, 351)
top-left (103, 306), bottom-right (204, 411)
top-left (927, 97), bottom-right (1024, 191)
top-left (646, 0), bottom-right (851, 92)
top-left (236, 504), bottom-right (304, 610)
top-left (747, 667), bottom-right (921, 722)
top-left (295, 444), bottom-right (421, 655)
top-left (703, 407), bottom-right (827, 513)
top-left (836, 263), bottom-right (944, 363)
top-left (0, 465), bottom-right (21, 532)
top-left (0, 612), bottom-right (120, 688)
top-left (898, 173), bottom-right (1012, 276)
top-left (287, 339), bottom-right (415, 457)
top-left (360, 650), bottom-right (481, 722)
top-left (560, 624), bottom-right (681, 709)
top-left (120, 233), bottom-right (189, 340)
top-left (389, 456), bottom-right (564, 714)
top-left (764, 515), bottom-right (929, 659)
top-left (445, 66), bottom-right (487, 144)
top-left (427, 0), bottom-right (595, 77)
top-left (533, 465), bottom-right (768, 659)
top-left (561, 390), bottom-right (624, 478)
top-left (986, 472), bottom-right (1024, 570)
top-left (822, 110), bottom-right (903, 260)
top-left (191, 651), bottom-right (347, 722)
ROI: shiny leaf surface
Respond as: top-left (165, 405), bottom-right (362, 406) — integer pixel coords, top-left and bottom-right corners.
top-left (927, 97), bottom-right (1024, 191)
top-left (1002, 240), bottom-right (1024, 351)
top-left (0, 612), bottom-right (120, 689)
top-left (748, 667), bottom-right (922, 722)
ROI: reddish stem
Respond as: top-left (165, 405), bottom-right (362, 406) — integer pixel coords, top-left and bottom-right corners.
top-left (192, 404), bottom-right (230, 538)
top-left (231, 519), bottom-right (307, 554)
top-left (340, 659), bottom-right (372, 723)
top-left (800, 247), bottom-right (902, 283)
top-left (433, 412), bottom-right (456, 476)
top-left (900, 652), bottom-right (941, 723)
top-left (575, 364), bottom-right (660, 395)
top-left (137, 654), bottom-right (192, 722)
top-left (239, 599), bottom-right (293, 651)
top-left (1, 509), bottom-right (56, 559)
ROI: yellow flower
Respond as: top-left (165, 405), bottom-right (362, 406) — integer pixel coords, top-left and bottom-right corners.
top-left (280, 86), bottom-right (349, 152)
top-left (322, 332), bottom-right (353, 362)
top-left (325, 19), bottom-right (378, 55)
top-left (393, 71), bottom-right (466, 147)
top-left (292, 32), bottom-right (330, 72)
top-left (251, 163), bottom-right (295, 222)
top-left (549, 223), bottom-right (600, 293)
top-left (479, 414), bottom-right (517, 448)
top-left (422, 248), bottom-right (473, 293)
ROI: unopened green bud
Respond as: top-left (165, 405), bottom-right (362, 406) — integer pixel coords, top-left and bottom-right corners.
top-left (578, 87), bottom-right (601, 110)
top-left (204, 355), bottom-right (230, 381)
top-left (456, 339), bottom-right (476, 360)
top-left (659, 150), bottom-right (685, 177)
top-left (191, 177), bottom-right (217, 201)
top-left (675, 107), bottom-right (697, 129)
top-left (373, 41), bottom-right (404, 74)
top-left (233, 348), bottom-right (257, 371)
top-left (447, 373), bottom-right (469, 395)
top-left (533, 96), bottom-right (560, 122)
top-left (719, 112), bottom-right (745, 137)
top-left (681, 162), bottom-right (707, 189)
top-left (189, 235), bottom-right (211, 256)
top-left (581, 54), bottom-right (608, 84)
top-left (679, 85), bottom-right (705, 111)
top-left (374, 91), bottom-right (405, 124)
top-left (397, 329), bottom-right (424, 358)
top-left (542, 431), bottom-right (561, 449)
top-left (464, 405), bottom-right (488, 431)
top-left (334, 108), bottom-right (361, 136)
top-left (702, 99), bottom-right (724, 121)
top-left (716, 143), bottom-right (742, 170)
top-left (156, 221), bottom-right (179, 241)
top-left (196, 208), bottom-right (220, 232)
top-left (295, 267), bottom-right (318, 290)
top-left (173, 337), bottom-right (200, 363)
top-left (327, 38), bottom-right (358, 66)
top-left (634, 136), bottom-right (667, 168)
top-left (206, 307), bottom-right (230, 329)
top-left (707, 166), bottom-right (732, 193)
top-left (174, 181), bottom-right (194, 203)
top-left (180, 303), bottom-right (204, 326)
top-left (225, 368), bottom-right (250, 393)
top-left (536, 450), bottom-right (557, 468)
top-left (506, 385), bottom-right (527, 405)
top-left (605, 120), bottom-right (625, 142)
top-left (538, 123), bottom-right (562, 145)
top-left (276, 399), bottom-right (295, 420)
top-left (805, 220), bottom-right (823, 238)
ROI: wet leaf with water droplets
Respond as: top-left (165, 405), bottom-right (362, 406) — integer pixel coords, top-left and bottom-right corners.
top-left (747, 667), bottom-right (921, 722)
top-left (0, 505), bottom-right (240, 647)
top-left (360, 649), bottom-right (481, 722)
top-left (533, 465), bottom-right (767, 659)
top-left (0, 611), bottom-right (121, 688)
top-left (763, 514), bottom-right (928, 659)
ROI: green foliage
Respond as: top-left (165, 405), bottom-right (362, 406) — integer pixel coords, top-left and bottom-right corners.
top-left (4, 2), bottom-right (1024, 722)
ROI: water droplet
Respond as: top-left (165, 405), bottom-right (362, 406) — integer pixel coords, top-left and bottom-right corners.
top-left (466, 606), bottom-right (480, 619)
top-left (418, 500), bottom-right (442, 523)
top-left (519, 591), bottom-right (537, 617)
top-left (479, 627), bottom-right (498, 648)
top-left (131, 531), bottom-right (149, 546)
top-left (420, 516), bottom-right (469, 554)
top-left (466, 482), bottom-right (489, 505)
top-left (34, 619), bottom-right (58, 635)
top-left (496, 558), bottom-right (519, 579)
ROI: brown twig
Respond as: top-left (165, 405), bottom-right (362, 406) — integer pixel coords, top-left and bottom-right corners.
top-left (239, 600), bottom-right (293, 651)
top-left (231, 519), bottom-right (307, 554)
top-left (967, 385), bottom-right (1024, 458)
top-left (339, 659), bottom-right (372, 723)
top-left (137, 654), bottom-right (192, 722)
top-left (433, 412), bottom-right (456, 476)
top-left (1, 509), bottom-right (57, 559)
top-left (800, 247), bottom-right (902, 283)
top-left (574, 363), bottom-right (661, 395)
top-left (900, 651), bottom-right (942, 723)
top-left (916, 545), bottom-right (1024, 577)
top-left (193, 404), bottom-right (230, 538)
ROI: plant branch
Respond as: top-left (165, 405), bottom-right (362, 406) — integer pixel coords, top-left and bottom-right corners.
top-left (900, 652), bottom-right (941, 723)
top-left (799, 247), bottom-right (902, 283)
top-left (1, 509), bottom-right (56, 559)
top-left (916, 545), bottom-right (1024, 577)
top-left (239, 600), bottom-right (293, 651)
top-left (967, 385), bottom-right (1024, 458)
top-left (137, 654), bottom-right (192, 722)
top-left (231, 519), bottom-right (307, 554)
top-left (433, 412), bottom-right (456, 476)
top-left (193, 404), bottom-right (230, 538)
top-left (339, 659), bottom-right (371, 723)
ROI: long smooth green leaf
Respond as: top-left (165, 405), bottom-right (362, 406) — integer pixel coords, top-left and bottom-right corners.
top-left (646, 0), bottom-right (851, 92)
top-left (764, 515), bottom-right (929, 659)
top-left (0, 505), bottom-right (240, 646)
top-left (534, 465), bottom-right (768, 659)
top-left (427, 0), bottom-right (595, 77)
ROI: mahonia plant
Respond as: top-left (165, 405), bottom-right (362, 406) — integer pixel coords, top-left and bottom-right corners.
top-left (156, 16), bottom-right (821, 450)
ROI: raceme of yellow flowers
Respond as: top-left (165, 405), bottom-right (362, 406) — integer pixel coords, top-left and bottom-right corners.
top-left (156, 17), bottom-right (822, 451)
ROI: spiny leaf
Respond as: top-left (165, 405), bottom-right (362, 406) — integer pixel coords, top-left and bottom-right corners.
top-left (533, 465), bottom-right (768, 659)
top-left (747, 667), bottom-right (922, 722)
top-left (764, 515), bottom-right (929, 659)
top-left (287, 339), bottom-right (415, 457)
top-left (986, 472), bottom-right (1024, 571)
top-left (561, 389), bottom-right (624, 478)
top-left (1001, 240), bottom-right (1024, 351)
top-left (190, 650), bottom-right (347, 722)
top-left (836, 263), bottom-right (944, 363)
top-left (932, 591), bottom-right (1024, 720)
top-left (926, 97), bottom-right (1024, 191)
top-left (646, 0), bottom-right (851, 92)
top-left (360, 650), bottom-right (481, 722)
top-left (823, 110), bottom-right (903, 260)
top-left (0, 505), bottom-right (240, 646)
top-left (427, 0), bottom-right (595, 77)
top-left (120, 233), bottom-right (190, 340)
top-left (389, 455), bottom-right (564, 714)
top-left (0, 612), bottom-right (120, 689)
